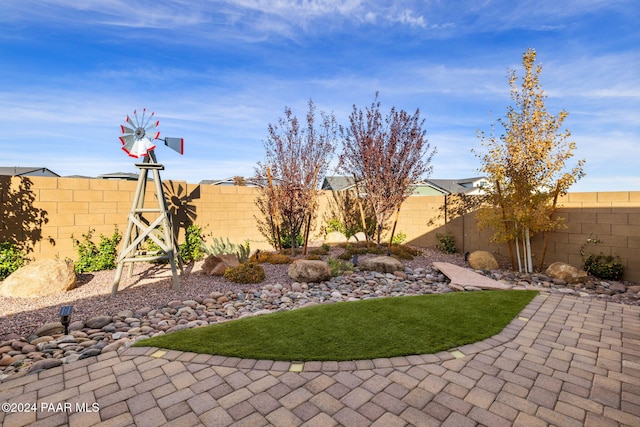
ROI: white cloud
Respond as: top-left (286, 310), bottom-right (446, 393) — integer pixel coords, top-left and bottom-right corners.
top-left (392, 8), bottom-right (426, 28)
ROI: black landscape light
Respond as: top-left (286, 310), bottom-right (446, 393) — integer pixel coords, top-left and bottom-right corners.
top-left (352, 254), bottom-right (359, 267)
top-left (59, 305), bottom-right (73, 335)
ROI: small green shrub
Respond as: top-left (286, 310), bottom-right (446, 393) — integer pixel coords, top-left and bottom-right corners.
top-left (338, 246), bottom-right (373, 260)
top-left (584, 254), bottom-right (624, 281)
top-left (327, 257), bottom-right (354, 276)
top-left (204, 237), bottom-right (250, 263)
top-left (250, 251), bottom-right (292, 264)
top-left (141, 229), bottom-right (165, 262)
top-left (224, 262), bottom-right (265, 284)
top-left (437, 232), bottom-right (457, 254)
top-left (280, 231), bottom-right (304, 249)
top-left (311, 243), bottom-right (331, 256)
top-left (179, 224), bottom-right (205, 263)
top-left (325, 218), bottom-right (347, 235)
top-left (391, 231), bottom-right (406, 245)
top-left (337, 242), bottom-right (418, 261)
top-left (72, 227), bottom-right (122, 273)
top-left (390, 244), bottom-right (420, 260)
top-left (0, 242), bottom-right (28, 279)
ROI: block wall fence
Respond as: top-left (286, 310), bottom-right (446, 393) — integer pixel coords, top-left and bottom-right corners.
top-left (2, 176), bottom-right (639, 282)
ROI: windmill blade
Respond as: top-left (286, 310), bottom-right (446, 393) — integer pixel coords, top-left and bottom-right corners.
top-left (142, 111), bottom-right (156, 129)
top-left (119, 134), bottom-right (135, 146)
top-left (144, 120), bottom-right (160, 131)
top-left (127, 138), bottom-right (156, 158)
top-left (144, 121), bottom-right (160, 139)
top-left (126, 115), bottom-right (137, 127)
top-left (121, 137), bottom-right (139, 157)
top-left (121, 124), bottom-right (135, 135)
top-left (121, 140), bottom-right (136, 154)
top-left (132, 111), bottom-right (142, 127)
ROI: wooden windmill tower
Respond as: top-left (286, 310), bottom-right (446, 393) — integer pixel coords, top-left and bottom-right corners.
top-left (111, 109), bottom-right (185, 296)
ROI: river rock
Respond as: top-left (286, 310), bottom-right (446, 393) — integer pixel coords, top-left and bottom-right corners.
top-left (68, 320), bottom-right (85, 331)
top-left (0, 259), bottom-right (76, 298)
top-left (85, 316), bottom-right (113, 329)
top-left (61, 354), bottom-right (82, 364)
top-left (608, 282), bottom-right (627, 293)
top-left (29, 358), bottom-right (63, 372)
top-left (117, 310), bottom-right (135, 318)
top-left (79, 348), bottom-right (102, 359)
top-left (35, 322), bottom-right (64, 337)
top-left (21, 344), bottom-right (37, 354)
top-left (0, 354), bottom-right (14, 366)
top-left (101, 341), bottom-right (124, 353)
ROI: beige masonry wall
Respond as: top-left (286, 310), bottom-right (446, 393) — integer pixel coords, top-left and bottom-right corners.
top-left (2, 175), bottom-right (639, 282)
top-left (430, 192), bottom-right (640, 283)
top-left (1, 176), bottom-right (272, 262)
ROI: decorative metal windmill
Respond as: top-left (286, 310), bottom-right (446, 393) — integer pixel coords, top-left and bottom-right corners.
top-left (111, 109), bottom-right (185, 296)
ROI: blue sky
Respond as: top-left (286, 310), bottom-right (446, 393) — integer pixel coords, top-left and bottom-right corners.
top-left (1, 0), bottom-right (638, 191)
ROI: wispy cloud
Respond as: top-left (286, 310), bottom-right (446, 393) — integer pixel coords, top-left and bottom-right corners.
top-left (544, 52), bottom-right (640, 100)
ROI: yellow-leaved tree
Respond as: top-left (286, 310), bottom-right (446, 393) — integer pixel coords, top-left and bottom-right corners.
top-left (475, 48), bottom-right (585, 272)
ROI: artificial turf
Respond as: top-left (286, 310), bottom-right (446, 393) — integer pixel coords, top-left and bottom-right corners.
top-left (135, 290), bottom-right (538, 361)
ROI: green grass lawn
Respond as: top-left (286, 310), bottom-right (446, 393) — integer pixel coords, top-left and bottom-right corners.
top-left (135, 290), bottom-right (538, 361)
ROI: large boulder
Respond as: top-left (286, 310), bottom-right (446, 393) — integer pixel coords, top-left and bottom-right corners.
top-left (360, 256), bottom-right (404, 274)
top-left (325, 231), bottom-right (347, 244)
top-left (467, 251), bottom-right (499, 271)
top-left (202, 254), bottom-right (239, 276)
top-left (0, 259), bottom-right (76, 298)
top-left (546, 262), bottom-right (588, 284)
top-left (288, 260), bottom-right (331, 283)
top-left (348, 232), bottom-right (367, 243)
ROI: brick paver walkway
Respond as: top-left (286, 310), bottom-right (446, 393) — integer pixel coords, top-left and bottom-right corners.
top-left (1, 293), bottom-right (640, 426)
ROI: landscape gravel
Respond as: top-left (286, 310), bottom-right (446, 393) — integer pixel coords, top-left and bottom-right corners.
top-left (1, 247), bottom-right (638, 381)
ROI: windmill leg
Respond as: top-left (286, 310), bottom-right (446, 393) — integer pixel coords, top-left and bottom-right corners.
top-left (128, 168), bottom-right (148, 279)
top-left (111, 263), bottom-right (125, 296)
top-left (112, 216), bottom-right (136, 296)
top-left (153, 168), bottom-right (180, 290)
top-left (167, 214), bottom-right (184, 276)
top-left (168, 250), bottom-right (180, 291)
top-left (176, 251), bottom-right (184, 276)
top-left (112, 166), bottom-right (146, 296)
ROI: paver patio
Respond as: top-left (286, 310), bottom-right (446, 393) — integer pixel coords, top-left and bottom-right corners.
top-left (1, 293), bottom-right (640, 426)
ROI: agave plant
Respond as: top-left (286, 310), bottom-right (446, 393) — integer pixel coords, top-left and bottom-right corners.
top-left (203, 237), bottom-right (250, 263)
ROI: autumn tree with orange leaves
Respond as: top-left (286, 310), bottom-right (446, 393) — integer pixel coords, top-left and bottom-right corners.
top-left (339, 93), bottom-right (435, 245)
top-left (475, 48), bottom-right (585, 272)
